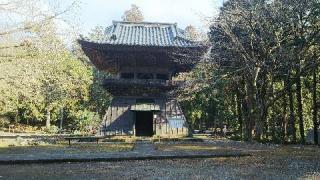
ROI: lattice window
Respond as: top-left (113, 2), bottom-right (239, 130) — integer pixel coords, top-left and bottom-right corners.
top-left (137, 73), bottom-right (154, 79)
top-left (121, 73), bottom-right (134, 79)
top-left (156, 74), bottom-right (169, 80)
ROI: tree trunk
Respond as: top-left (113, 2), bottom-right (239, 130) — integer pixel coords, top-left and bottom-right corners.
top-left (59, 107), bottom-right (64, 129)
top-left (257, 73), bottom-right (268, 140)
top-left (242, 99), bottom-right (250, 141)
top-left (312, 66), bottom-right (319, 145)
top-left (46, 108), bottom-right (51, 129)
top-left (268, 76), bottom-right (275, 141)
top-left (245, 77), bottom-right (255, 141)
top-left (282, 81), bottom-right (289, 142)
top-left (236, 89), bottom-right (243, 138)
top-left (296, 65), bottom-right (305, 144)
top-left (288, 78), bottom-right (296, 143)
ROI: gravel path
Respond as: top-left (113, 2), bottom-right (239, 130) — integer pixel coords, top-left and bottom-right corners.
top-left (133, 140), bottom-right (156, 152)
top-left (0, 139), bottom-right (249, 164)
top-left (0, 139), bottom-right (319, 179)
top-left (0, 154), bottom-right (319, 180)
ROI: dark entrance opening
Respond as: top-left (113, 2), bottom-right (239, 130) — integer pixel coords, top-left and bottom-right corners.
top-left (135, 111), bottom-right (153, 136)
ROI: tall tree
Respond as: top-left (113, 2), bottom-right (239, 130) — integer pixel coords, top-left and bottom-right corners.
top-left (185, 25), bottom-right (199, 41)
top-left (206, 0), bottom-right (320, 142)
top-left (312, 61), bottom-right (318, 145)
top-left (122, 4), bottom-right (144, 22)
top-left (0, 0), bottom-right (97, 131)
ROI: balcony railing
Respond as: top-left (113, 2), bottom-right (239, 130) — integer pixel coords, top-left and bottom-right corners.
top-left (103, 78), bottom-right (184, 87)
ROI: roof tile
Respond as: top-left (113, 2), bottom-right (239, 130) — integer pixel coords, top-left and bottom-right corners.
top-left (84, 21), bottom-right (202, 48)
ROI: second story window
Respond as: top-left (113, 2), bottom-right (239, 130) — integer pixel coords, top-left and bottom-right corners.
top-left (121, 73), bottom-right (134, 79)
top-left (156, 74), bottom-right (169, 80)
top-left (137, 73), bottom-right (154, 79)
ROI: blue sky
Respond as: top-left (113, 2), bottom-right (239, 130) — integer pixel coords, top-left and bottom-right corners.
top-left (76, 0), bottom-right (224, 34)
top-left (0, 0), bottom-right (224, 42)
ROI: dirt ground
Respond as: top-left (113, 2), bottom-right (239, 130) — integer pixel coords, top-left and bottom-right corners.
top-left (0, 143), bottom-right (134, 154)
top-left (0, 144), bottom-right (319, 180)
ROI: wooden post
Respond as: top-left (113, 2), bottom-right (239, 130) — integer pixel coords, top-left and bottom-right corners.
top-left (104, 109), bottom-right (107, 136)
top-left (110, 105), bottom-right (113, 136)
top-left (133, 111), bottom-right (136, 136)
top-left (116, 106), bottom-right (119, 135)
top-left (165, 99), bottom-right (168, 134)
top-left (153, 111), bottom-right (156, 135)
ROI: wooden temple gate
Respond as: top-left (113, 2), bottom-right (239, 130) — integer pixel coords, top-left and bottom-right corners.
top-left (79, 21), bottom-right (207, 136)
top-left (101, 98), bottom-right (188, 136)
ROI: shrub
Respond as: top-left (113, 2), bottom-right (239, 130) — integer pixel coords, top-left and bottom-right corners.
top-left (44, 125), bottom-right (59, 134)
top-left (0, 116), bottom-right (11, 128)
top-left (71, 110), bottom-right (101, 134)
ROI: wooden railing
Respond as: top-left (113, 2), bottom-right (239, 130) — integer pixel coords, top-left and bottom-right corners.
top-left (103, 78), bottom-right (184, 87)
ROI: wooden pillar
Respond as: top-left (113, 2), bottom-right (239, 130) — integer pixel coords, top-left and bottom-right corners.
top-left (153, 112), bottom-right (156, 135)
top-left (110, 105), bottom-right (113, 136)
top-left (133, 111), bottom-right (136, 136)
top-left (165, 99), bottom-right (168, 134)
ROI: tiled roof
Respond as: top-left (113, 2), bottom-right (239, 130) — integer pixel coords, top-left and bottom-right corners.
top-left (81, 21), bottom-right (202, 48)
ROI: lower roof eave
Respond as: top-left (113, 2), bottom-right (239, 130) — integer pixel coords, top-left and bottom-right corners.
top-left (78, 39), bottom-right (207, 53)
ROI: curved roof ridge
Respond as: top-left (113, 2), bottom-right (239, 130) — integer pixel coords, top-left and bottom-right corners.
top-left (112, 20), bottom-right (177, 26)
top-left (80, 20), bottom-right (205, 48)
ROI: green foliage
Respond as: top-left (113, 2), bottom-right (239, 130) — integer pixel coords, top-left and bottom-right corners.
top-left (87, 69), bottom-right (112, 115)
top-left (181, 0), bottom-right (320, 144)
top-left (44, 125), bottom-right (59, 134)
top-left (70, 110), bottom-right (101, 133)
top-left (0, 18), bottom-right (112, 132)
top-left (0, 116), bottom-right (11, 128)
top-left (199, 0), bottom-right (320, 143)
top-left (181, 63), bottom-right (237, 131)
